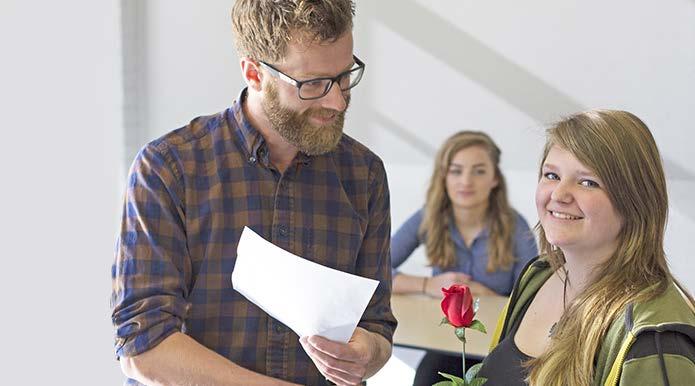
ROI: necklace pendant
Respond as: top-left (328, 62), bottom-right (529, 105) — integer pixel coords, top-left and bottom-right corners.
top-left (548, 322), bottom-right (558, 337)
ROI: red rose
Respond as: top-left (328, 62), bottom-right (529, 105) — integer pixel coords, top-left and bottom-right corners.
top-left (441, 284), bottom-right (475, 328)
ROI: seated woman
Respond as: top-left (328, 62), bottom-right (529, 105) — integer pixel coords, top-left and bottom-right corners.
top-left (479, 110), bottom-right (695, 385)
top-left (390, 131), bottom-right (538, 385)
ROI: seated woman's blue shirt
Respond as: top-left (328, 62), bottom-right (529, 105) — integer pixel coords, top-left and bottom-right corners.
top-left (390, 208), bottom-right (538, 296)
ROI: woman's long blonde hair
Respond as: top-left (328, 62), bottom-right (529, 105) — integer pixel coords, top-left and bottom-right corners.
top-left (419, 131), bottom-right (516, 272)
top-left (528, 110), bottom-right (679, 385)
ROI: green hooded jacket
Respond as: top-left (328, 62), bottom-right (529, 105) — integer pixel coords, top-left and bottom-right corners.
top-left (489, 256), bottom-right (695, 385)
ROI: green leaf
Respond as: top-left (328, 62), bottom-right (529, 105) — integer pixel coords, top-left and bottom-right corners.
top-left (438, 372), bottom-right (466, 385)
top-left (469, 320), bottom-right (487, 334)
top-left (440, 317), bottom-right (451, 326)
top-left (455, 327), bottom-right (467, 342)
top-left (465, 363), bottom-right (484, 383)
top-left (469, 377), bottom-right (488, 386)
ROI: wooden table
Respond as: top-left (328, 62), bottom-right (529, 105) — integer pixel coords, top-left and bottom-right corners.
top-left (391, 294), bottom-right (508, 358)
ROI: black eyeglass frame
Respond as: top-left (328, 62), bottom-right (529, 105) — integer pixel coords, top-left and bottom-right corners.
top-left (258, 55), bottom-right (365, 100)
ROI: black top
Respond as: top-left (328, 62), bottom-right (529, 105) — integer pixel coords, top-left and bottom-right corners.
top-left (476, 299), bottom-right (695, 386)
top-left (476, 298), bottom-right (533, 385)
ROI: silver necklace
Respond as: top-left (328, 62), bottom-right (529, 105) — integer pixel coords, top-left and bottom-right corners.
top-left (548, 268), bottom-right (569, 338)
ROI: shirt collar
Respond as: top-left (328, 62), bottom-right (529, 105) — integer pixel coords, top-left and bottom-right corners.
top-left (230, 88), bottom-right (265, 160)
top-left (229, 88), bottom-right (313, 167)
top-left (449, 213), bottom-right (490, 248)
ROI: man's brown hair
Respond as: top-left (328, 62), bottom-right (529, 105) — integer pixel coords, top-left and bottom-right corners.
top-left (231, 0), bottom-right (355, 63)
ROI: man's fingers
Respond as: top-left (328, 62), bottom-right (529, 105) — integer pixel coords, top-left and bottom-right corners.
top-left (305, 338), bottom-right (365, 373)
top-left (308, 335), bottom-right (362, 361)
top-left (321, 362), bottom-right (362, 385)
top-left (300, 337), bottom-right (364, 385)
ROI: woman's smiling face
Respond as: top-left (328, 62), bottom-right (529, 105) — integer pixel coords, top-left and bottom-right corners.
top-left (536, 145), bottom-right (623, 258)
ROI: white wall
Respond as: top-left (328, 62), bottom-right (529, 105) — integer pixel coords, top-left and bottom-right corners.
top-left (142, 0), bottom-right (240, 152)
top-left (1, 1), bottom-right (124, 384)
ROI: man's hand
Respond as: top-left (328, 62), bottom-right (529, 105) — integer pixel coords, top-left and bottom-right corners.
top-left (300, 327), bottom-right (386, 386)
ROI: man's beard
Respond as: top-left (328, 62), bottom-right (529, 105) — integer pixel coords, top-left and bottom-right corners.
top-left (261, 82), bottom-right (349, 156)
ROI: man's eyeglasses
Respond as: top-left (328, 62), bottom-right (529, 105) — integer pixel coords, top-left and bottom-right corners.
top-left (259, 55), bottom-right (365, 100)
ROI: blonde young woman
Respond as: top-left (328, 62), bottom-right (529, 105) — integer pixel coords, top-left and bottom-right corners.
top-left (479, 110), bottom-right (695, 385)
top-left (390, 131), bottom-right (538, 385)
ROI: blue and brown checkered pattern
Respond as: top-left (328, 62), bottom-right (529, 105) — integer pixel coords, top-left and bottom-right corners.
top-left (110, 89), bottom-right (397, 385)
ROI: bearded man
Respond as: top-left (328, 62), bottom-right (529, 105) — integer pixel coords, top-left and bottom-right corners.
top-left (110, 1), bottom-right (396, 385)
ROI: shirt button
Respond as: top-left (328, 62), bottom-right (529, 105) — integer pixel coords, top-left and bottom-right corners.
top-left (248, 156), bottom-right (256, 164)
top-left (274, 324), bottom-right (284, 333)
top-left (278, 225), bottom-right (288, 237)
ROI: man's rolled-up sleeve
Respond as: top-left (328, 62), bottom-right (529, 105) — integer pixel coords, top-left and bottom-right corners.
top-left (356, 159), bottom-right (398, 342)
top-left (111, 142), bottom-right (191, 358)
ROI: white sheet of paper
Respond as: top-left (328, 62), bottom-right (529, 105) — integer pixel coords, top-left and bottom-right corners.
top-left (231, 226), bottom-right (379, 343)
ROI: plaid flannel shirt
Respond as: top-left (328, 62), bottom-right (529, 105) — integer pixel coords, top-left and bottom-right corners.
top-left (111, 89), bottom-right (397, 385)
